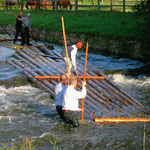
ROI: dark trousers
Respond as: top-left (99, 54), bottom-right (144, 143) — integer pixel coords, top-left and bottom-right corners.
top-left (63, 110), bottom-right (79, 127)
top-left (56, 106), bottom-right (65, 120)
top-left (22, 27), bottom-right (30, 45)
top-left (14, 27), bottom-right (22, 43)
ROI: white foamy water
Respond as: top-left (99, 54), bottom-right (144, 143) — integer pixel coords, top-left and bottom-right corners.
top-left (0, 85), bottom-right (42, 111)
top-left (109, 74), bottom-right (150, 87)
top-left (109, 74), bottom-right (150, 102)
top-left (0, 85), bottom-right (39, 96)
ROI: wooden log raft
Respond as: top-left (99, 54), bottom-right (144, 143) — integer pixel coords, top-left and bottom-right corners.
top-left (0, 38), bottom-right (148, 121)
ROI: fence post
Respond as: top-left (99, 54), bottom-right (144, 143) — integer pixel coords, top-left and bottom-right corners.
top-left (4, 0), bottom-right (6, 10)
top-left (97, 0), bottom-right (100, 13)
top-left (75, 0), bottom-right (78, 12)
top-left (40, 0), bottom-right (43, 9)
top-left (110, 0), bottom-right (112, 12)
top-left (54, 0), bottom-right (57, 12)
top-left (20, 0), bottom-right (23, 11)
top-left (123, 0), bottom-right (125, 12)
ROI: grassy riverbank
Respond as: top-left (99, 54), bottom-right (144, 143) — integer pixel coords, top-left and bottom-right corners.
top-left (0, 10), bottom-right (148, 40)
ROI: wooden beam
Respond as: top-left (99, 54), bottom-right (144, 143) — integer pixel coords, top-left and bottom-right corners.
top-left (95, 117), bottom-right (150, 123)
top-left (34, 76), bottom-right (105, 80)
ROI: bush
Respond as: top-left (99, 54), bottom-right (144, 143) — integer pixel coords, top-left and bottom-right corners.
top-left (133, 0), bottom-right (150, 37)
top-left (133, 0), bottom-right (150, 17)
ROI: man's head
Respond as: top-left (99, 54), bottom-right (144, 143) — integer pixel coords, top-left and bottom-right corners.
top-left (19, 11), bottom-right (23, 17)
top-left (27, 13), bottom-right (31, 19)
top-left (60, 74), bottom-right (67, 85)
top-left (69, 77), bottom-right (77, 88)
top-left (76, 42), bottom-right (83, 49)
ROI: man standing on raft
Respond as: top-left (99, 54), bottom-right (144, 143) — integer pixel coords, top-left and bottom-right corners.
top-left (61, 42), bottom-right (83, 76)
top-left (13, 11), bottom-right (23, 44)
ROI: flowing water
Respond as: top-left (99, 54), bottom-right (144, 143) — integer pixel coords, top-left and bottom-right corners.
top-left (0, 44), bottom-right (150, 150)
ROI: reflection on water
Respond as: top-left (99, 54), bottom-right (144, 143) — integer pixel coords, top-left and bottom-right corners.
top-left (0, 44), bottom-right (150, 149)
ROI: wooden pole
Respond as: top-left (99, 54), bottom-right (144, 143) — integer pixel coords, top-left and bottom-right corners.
top-left (81, 42), bottom-right (88, 122)
top-left (54, 0), bottom-right (57, 12)
top-left (97, 0), bottom-right (100, 13)
top-left (143, 123), bottom-right (146, 150)
top-left (110, 0), bottom-right (112, 12)
top-left (20, 0), bottom-right (23, 11)
top-left (95, 117), bottom-right (150, 123)
top-left (75, 0), bottom-right (78, 12)
top-left (61, 16), bottom-right (71, 78)
top-left (123, 0), bottom-right (125, 12)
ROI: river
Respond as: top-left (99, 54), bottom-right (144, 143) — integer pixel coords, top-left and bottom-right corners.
top-left (0, 44), bottom-right (150, 149)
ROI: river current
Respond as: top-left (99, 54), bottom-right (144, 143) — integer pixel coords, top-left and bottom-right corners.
top-left (0, 44), bottom-right (150, 149)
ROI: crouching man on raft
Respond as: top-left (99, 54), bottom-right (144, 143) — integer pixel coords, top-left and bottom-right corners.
top-left (62, 77), bottom-right (86, 127)
top-left (61, 42), bottom-right (83, 76)
top-left (54, 74), bottom-right (68, 120)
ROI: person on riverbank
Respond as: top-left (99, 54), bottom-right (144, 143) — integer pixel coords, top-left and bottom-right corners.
top-left (61, 42), bottom-right (83, 76)
top-left (54, 74), bottom-right (68, 120)
top-left (21, 13), bottom-right (32, 46)
top-left (13, 11), bottom-right (23, 44)
top-left (62, 77), bottom-right (86, 127)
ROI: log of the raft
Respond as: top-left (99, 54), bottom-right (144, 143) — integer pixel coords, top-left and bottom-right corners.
top-left (8, 60), bottom-right (52, 93)
top-left (14, 48), bottom-right (98, 116)
top-left (0, 39), bottom-right (14, 42)
top-left (77, 56), bottom-right (145, 111)
top-left (51, 52), bottom-right (138, 113)
top-left (82, 57), bottom-right (146, 109)
top-left (30, 47), bottom-right (115, 116)
top-left (77, 64), bottom-right (140, 114)
top-left (47, 51), bottom-right (145, 111)
top-left (17, 45), bottom-right (144, 116)
top-left (33, 50), bottom-right (114, 112)
top-left (95, 117), bottom-right (150, 123)
top-left (34, 47), bottom-right (137, 115)
top-left (11, 58), bottom-right (55, 93)
top-left (9, 59), bottom-right (93, 119)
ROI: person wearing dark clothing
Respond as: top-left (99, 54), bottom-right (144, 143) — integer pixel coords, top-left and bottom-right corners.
top-left (13, 12), bottom-right (23, 44)
top-left (21, 13), bottom-right (32, 46)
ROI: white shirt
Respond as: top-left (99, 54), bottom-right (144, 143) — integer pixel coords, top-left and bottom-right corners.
top-left (54, 83), bottom-right (67, 106)
top-left (62, 86), bottom-right (86, 111)
top-left (70, 45), bottom-right (77, 67)
top-left (62, 45), bottom-right (77, 67)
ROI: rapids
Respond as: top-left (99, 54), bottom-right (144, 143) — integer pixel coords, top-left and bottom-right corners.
top-left (0, 43), bottom-right (150, 149)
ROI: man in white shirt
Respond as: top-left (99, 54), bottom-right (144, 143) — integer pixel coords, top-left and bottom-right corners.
top-left (61, 42), bottom-right (83, 75)
top-left (62, 77), bottom-right (86, 127)
top-left (55, 74), bottom-right (67, 120)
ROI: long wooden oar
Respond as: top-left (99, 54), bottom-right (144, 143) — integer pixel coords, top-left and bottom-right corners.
top-left (10, 11), bottom-right (47, 46)
top-left (81, 42), bottom-right (88, 122)
top-left (61, 16), bottom-right (71, 78)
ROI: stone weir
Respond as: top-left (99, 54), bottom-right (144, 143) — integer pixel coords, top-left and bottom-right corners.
top-left (0, 34), bottom-right (149, 121)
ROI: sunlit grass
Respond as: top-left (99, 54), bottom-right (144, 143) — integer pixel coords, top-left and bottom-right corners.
top-left (0, 10), bottom-right (147, 40)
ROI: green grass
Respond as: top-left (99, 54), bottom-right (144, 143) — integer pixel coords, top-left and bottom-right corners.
top-left (0, 135), bottom-right (61, 150)
top-left (0, 10), bottom-right (147, 40)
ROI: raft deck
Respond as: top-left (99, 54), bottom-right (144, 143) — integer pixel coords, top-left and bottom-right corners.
top-left (0, 34), bottom-right (148, 121)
